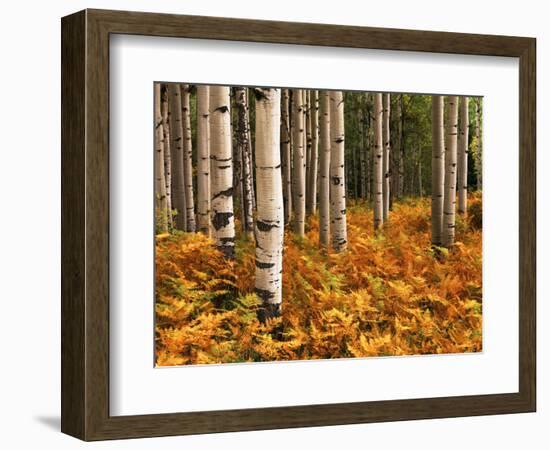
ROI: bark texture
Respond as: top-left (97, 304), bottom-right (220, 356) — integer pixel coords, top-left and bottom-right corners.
top-left (210, 86), bottom-right (236, 257)
top-left (281, 89), bottom-right (292, 225)
top-left (181, 85), bottom-right (196, 232)
top-left (432, 96), bottom-right (447, 246)
top-left (253, 88), bottom-right (284, 321)
top-left (329, 91), bottom-right (347, 252)
top-left (160, 84), bottom-right (173, 228)
top-left (382, 93), bottom-right (391, 221)
top-left (373, 93), bottom-right (384, 230)
top-left (235, 87), bottom-right (255, 238)
top-left (168, 84), bottom-right (187, 231)
top-left (196, 85), bottom-right (211, 235)
top-left (457, 96), bottom-right (469, 214)
top-left (155, 84), bottom-right (168, 232)
top-left (307, 90), bottom-right (319, 216)
top-left (474, 99), bottom-right (483, 191)
top-left (319, 91), bottom-right (331, 248)
top-left (291, 89), bottom-right (306, 236)
top-left (443, 96), bottom-right (459, 248)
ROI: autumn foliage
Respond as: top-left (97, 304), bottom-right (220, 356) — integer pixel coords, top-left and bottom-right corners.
top-left (155, 195), bottom-right (482, 366)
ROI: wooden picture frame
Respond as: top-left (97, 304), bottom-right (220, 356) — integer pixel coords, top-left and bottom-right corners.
top-left (61, 8), bottom-right (536, 441)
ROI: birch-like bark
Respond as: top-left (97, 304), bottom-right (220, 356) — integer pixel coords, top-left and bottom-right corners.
top-left (319, 91), bottom-right (331, 248)
top-left (457, 96), bottom-right (469, 214)
top-left (235, 87), bottom-right (255, 238)
top-left (155, 84), bottom-right (169, 233)
top-left (168, 84), bottom-right (186, 231)
top-left (305, 91), bottom-right (313, 215)
top-left (160, 84), bottom-right (173, 228)
top-left (431, 95), bottom-right (445, 246)
top-left (291, 89), bottom-right (306, 236)
top-left (196, 85), bottom-right (211, 235)
top-left (382, 93), bottom-right (391, 221)
top-left (330, 91), bottom-right (347, 252)
top-left (210, 86), bottom-right (236, 257)
top-left (281, 89), bottom-right (292, 225)
top-left (474, 99), bottom-right (483, 191)
top-left (181, 85), bottom-right (196, 232)
top-left (306, 90), bottom-right (319, 215)
top-left (253, 88), bottom-right (284, 321)
top-left (443, 96), bottom-right (459, 247)
top-left (373, 93), bottom-right (384, 230)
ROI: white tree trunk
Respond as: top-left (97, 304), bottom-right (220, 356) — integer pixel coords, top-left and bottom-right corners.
top-left (160, 84), bottom-right (173, 228)
top-left (319, 91), bottom-right (331, 248)
top-left (235, 87), bottom-right (255, 238)
top-left (281, 88), bottom-right (292, 225)
top-left (155, 84), bottom-right (168, 233)
top-left (330, 91), bottom-right (347, 252)
top-left (373, 93), bottom-right (384, 230)
top-left (457, 96), bottom-right (469, 214)
top-left (382, 93), bottom-right (391, 221)
top-left (253, 88), bottom-right (284, 321)
top-left (431, 95), bottom-right (445, 246)
top-left (443, 96), bottom-right (459, 247)
top-left (181, 85), bottom-right (196, 232)
top-left (196, 85), bottom-right (211, 235)
top-left (210, 86), bottom-right (236, 257)
top-left (292, 89), bottom-right (306, 236)
top-left (167, 84), bottom-right (187, 231)
top-left (474, 99), bottom-right (482, 191)
top-left (307, 90), bottom-right (319, 216)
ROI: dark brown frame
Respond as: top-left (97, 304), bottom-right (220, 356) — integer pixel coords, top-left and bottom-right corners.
top-left (61, 8), bottom-right (536, 441)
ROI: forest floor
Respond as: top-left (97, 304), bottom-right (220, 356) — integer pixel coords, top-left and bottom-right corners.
top-left (155, 194), bottom-right (482, 366)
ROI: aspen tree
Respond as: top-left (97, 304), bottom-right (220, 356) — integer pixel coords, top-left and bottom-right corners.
top-left (330, 91), bottom-right (347, 252)
top-left (292, 89), bottom-right (306, 236)
top-left (307, 90), bottom-right (319, 215)
top-left (155, 83), bottom-right (168, 232)
top-left (253, 88), bottom-right (284, 321)
top-left (382, 93), bottom-right (391, 220)
top-left (160, 85), bottom-right (173, 228)
top-left (443, 96), bottom-right (459, 247)
top-left (473, 99), bottom-right (483, 191)
top-left (373, 93), bottom-right (384, 230)
top-left (319, 91), bottom-right (331, 248)
top-left (181, 85), bottom-right (196, 232)
top-left (168, 84), bottom-right (187, 231)
top-left (235, 87), bottom-right (255, 238)
top-left (281, 89), bottom-right (292, 225)
top-left (431, 97), bottom-right (445, 246)
top-left (457, 96), bottom-right (469, 214)
top-left (196, 85), bottom-right (211, 235)
top-left (210, 86), bottom-right (236, 257)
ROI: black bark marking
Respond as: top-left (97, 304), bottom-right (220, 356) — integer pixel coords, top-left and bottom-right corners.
top-left (212, 187), bottom-right (233, 200)
top-left (212, 211), bottom-right (234, 230)
top-left (331, 176), bottom-right (341, 186)
top-left (257, 220), bottom-right (280, 232)
top-left (255, 260), bottom-right (275, 269)
top-left (214, 105), bottom-right (229, 114)
top-left (335, 137), bottom-right (344, 144)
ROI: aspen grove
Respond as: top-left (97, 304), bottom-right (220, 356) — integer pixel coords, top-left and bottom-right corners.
top-left (155, 84), bottom-right (483, 366)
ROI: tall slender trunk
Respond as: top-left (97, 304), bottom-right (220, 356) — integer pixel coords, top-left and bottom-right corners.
top-left (306, 90), bottom-right (319, 215)
top-left (291, 89), bottom-right (306, 236)
top-left (329, 91), bottom-right (347, 252)
top-left (196, 85), bottom-right (211, 235)
top-left (235, 87), bottom-right (254, 238)
top-left (382, 93), bottom-right (391, 221)
top-left (155, 84), bottom-right (168, 233)
top-left (417, 146), bottom-right (423, 197)
top-left (253, 88), bottom-right (283, 321)
top-left (210, 86), bottom-right (236, 257)
top-left (319, 91), bottom-right (331, 248)
top-left (305, 91), bottom-right (312, 215)
top-left (181, 85), bottom-right (196, 232)
top-left (281, 89), bottom-right (292, 225)
top-left (168, 84), bottom-right (186, 231)
top-left (443, 96), bottom-right (459, 248)
top-left (457, 96), bottom-right (469, 214)
top-left (431, 96), bottom-right (445, 246)
top-left (246, 89), bottom-right (256, 211)
top-left (391, 94), bottom-right (403, 204)
top-left (474, 98), bottom-right (483, 191)
top-left (160, 85), bottom-right (173, 228)
top-left (373, 93), bottom-right (384, 230)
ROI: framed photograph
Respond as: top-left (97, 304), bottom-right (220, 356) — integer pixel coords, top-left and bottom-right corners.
top-left (61, 9), bottom-right (536, 441)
